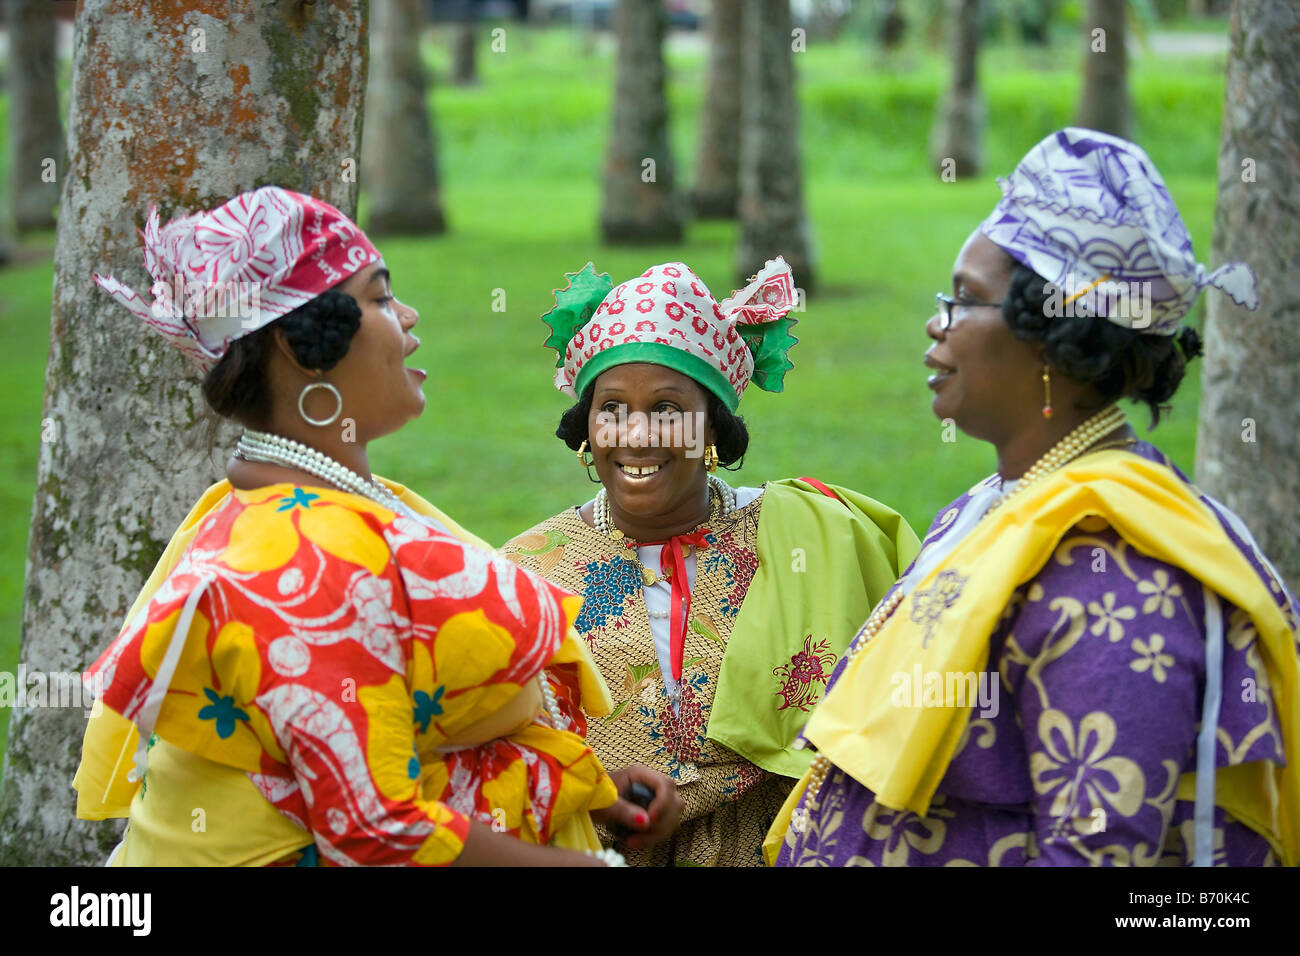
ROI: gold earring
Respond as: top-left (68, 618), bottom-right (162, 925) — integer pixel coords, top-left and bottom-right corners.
top-left (1041, 367), bottom-right (1053, 419)
top-left (576, 440), bottom-right (600, 483)
top-left (704, 444), bottom-right (719, 472)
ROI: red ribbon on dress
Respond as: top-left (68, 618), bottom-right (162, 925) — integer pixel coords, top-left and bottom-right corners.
top-left (632, 529), bottom-right (712, 685)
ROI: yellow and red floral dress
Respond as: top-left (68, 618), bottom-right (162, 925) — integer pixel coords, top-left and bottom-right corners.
top-left (75, 479), bottom-right (616, 866)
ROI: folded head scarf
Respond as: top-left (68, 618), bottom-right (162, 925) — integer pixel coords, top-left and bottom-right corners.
top-left (93, 186), bottom-right (380, 373)
top-left (979, 127), bottom-right (1259, 336)
top-left (542, 258), bottom-right (799, 410)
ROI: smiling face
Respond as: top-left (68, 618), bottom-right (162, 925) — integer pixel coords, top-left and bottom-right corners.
top-left (588, 363), bottom-right (717, 537)
top-left (923, 230), bottom-right (1044, 446)
top-left (282, 259), bottom-right (426, 443)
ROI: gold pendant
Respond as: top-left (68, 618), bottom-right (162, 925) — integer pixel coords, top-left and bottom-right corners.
top-left (641, 566), bottom-right (656, 586)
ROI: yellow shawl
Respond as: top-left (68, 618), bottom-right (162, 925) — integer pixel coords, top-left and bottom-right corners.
top-left (800, 450), bottom-right (1298, 865)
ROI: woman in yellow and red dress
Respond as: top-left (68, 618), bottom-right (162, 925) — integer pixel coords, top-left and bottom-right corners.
top-left (74, 187), bottom-right (680, 866)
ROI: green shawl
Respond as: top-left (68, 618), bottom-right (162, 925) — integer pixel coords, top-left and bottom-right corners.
top-left (706, 478), bottom-right (921, 778)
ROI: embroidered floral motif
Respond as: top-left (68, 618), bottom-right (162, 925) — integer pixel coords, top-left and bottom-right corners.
top-left (573, 555), bottom-right (643, 634)
top-left (721, 762), bottom-right (766, 802)
top-left (772, 634), bottom-right (838, 712)
top-left (698, 529), bottom-right (757, 617)
top-left (642, 673), bottom-right (710, 780)
top-left (910, 569), bottom-right (968, 647)
top-left (508, 530), bottom-right (571, 574)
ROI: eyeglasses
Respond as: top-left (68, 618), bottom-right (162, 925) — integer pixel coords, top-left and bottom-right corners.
top-left (935, 293), bottom-right (1004, 332)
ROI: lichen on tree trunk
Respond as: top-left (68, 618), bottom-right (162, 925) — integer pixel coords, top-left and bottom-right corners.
top-left (0, 0), bottom-right (369, 866)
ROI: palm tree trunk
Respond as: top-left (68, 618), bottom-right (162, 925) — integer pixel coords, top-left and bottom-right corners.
top-left (8, 0), bottom-right (66, 234)
top-left (929, 0), bottom-right (983, 177)
top-left (736, 0), bottom-right (815, 291)
top-left (450, 8), bottom-right (478, 86)
top-left (0, 0), bottom-right (369, 867)
top-left (1195, 0), bottom-right (1300, 593)
top-left (600, 0), bottom-right (684, 243)
top-left (1077, 0), bottom-right (1131, 139)
top-left (691, 0), bottom-right (742, 219)
top-left (364, 0), bottom-right (446, 235)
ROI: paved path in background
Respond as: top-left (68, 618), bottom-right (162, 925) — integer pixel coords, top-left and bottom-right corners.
top-left (0, 24), bottom-right (1229, 61)
top-left (1143, 32), bottom-right (1229, 56)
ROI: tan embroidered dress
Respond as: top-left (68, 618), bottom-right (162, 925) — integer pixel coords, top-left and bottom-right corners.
top-left (504, 491), bottom-right (792, 866)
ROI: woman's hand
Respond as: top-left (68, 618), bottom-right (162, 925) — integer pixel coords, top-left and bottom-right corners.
top-left (591, 764), bottom-right (682, 849)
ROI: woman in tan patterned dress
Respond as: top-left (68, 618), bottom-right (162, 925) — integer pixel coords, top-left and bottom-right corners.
top-left (504, 259), bottom-right (920, 865)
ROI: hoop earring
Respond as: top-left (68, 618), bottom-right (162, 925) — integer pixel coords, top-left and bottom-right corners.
top-left (299, 380), bottom-right (343, 427)
top-left (704, 444), bottom-right (719, 472)
top-left (576, 440), bottom-right (601, 483)
top-left (1041, 367), bottom-right (1053, 420)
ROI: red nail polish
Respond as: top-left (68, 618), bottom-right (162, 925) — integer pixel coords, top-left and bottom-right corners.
top-left (636, 811), bottom-right (649, 828)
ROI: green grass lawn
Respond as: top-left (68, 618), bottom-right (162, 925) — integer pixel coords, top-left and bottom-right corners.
top-left (0, 23), bottom-right (1226, 761)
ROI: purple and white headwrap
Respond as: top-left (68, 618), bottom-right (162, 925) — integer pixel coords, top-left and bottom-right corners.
top-left (979, 127), bottom-right (1258, 336)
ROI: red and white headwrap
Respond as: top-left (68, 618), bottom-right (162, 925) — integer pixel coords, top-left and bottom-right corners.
top-left (543, 257), bottom-right (799, 411)
top-left (93, 186), bottom-right (380, 373)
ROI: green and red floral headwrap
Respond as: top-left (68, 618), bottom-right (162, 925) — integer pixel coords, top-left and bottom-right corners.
top-left (542, 258), bottom-right (799, 411)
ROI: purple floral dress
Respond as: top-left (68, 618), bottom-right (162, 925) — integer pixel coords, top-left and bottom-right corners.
top-left (776, 443), bottom-right (1294, 866)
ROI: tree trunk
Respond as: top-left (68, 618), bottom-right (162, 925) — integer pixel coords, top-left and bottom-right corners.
top-left (7, 0), bottom-right (67, 234)
top-left (600, 0), bottom-right (683, 243)
top-left (878, 0), bottom-right (906, 50)
top-left (1195, 0), bottom-right (1300, 594)
top-left (1077, 0), bottom-right (1130, 139)
top-left (929, 0), bottom-right (983, 178)
top-left (451, 19), bottom-right (478, 86)
top-left (736, 0), bottom-right (814, 291)
top-left (0, 0), bottom-right (368, 867)
top-left (691, 0), bottom-right (742, 220)
top-left (364, 0), bottom-right (445, 236)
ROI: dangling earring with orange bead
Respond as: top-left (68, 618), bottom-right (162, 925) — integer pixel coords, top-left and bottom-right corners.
top-left (1041, 366), bottom-right (1053, 419)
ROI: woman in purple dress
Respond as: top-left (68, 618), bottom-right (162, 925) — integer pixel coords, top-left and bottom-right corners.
top-left (767, 128), bottom-right (1299, 867)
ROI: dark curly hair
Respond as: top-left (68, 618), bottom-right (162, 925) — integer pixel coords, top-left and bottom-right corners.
top-left (556, 380), bottom-right (750, 469)
top-left (1001, 261), bottom-right (1203, 429)
top-left (200, 288), bottom-right (361, 447)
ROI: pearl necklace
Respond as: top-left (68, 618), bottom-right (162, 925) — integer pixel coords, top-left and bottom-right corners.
top-left (594, 474), bottom-right (736, 588)
top-left (799, 404), bottom-right (1129, 811)
top-left (985, 404), bottom-right (1128, 513)
top-left (236, 428), bottom-right (419, 520)
top-left (236, 428), bottom-right (566, 728)
top-left (538, 671), bottom-right (566, 729)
